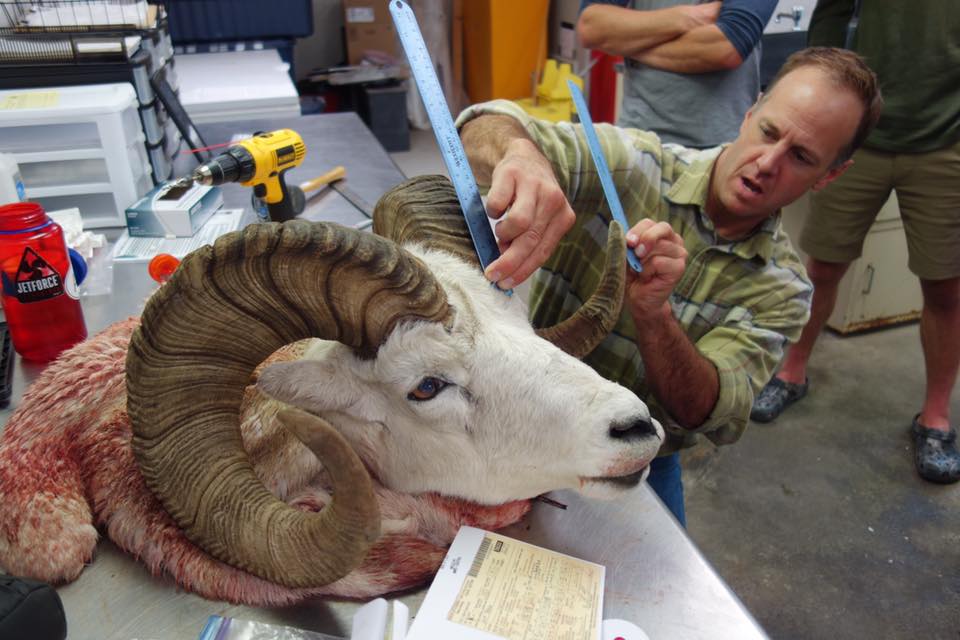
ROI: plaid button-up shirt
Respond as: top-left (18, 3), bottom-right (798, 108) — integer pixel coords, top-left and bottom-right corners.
top-left (456, 100), bottom-right (812, 454)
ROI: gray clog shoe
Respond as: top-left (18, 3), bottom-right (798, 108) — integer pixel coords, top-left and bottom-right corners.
top-left (911, 416), bottom-right (960, 485)
top-left (750, 377), bottom-right (808, 423)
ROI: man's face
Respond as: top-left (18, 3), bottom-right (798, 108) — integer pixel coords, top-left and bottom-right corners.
top-left (709, 66), bottom-right (864, 230)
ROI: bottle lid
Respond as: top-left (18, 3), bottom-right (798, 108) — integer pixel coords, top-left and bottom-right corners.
top-left (148, 253), bottom-right (181, 283)
top-left (0, 202), bottom-right (49, 233)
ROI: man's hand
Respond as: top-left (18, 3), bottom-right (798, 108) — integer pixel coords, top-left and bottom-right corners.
top-left (625, 219), bottom-right (688, 318)
top-left (482, 138), bottom-right (576, 289)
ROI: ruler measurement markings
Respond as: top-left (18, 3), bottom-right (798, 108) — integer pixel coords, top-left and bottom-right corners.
top-left (567, 80), bottom-right (642, 273)
top-left (389, 0), bottom-right (502, 276)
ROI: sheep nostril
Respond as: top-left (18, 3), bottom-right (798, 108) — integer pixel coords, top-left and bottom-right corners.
top-left (608, 417), bottom-right (657, 441)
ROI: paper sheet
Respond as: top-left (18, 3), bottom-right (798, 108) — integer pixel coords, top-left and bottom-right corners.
top-left (407, 527), bottom-right (604, 640)
top-left (0, 91), bottom-right (59, 110)
top-left (112, 208), bottom-right (243, 262)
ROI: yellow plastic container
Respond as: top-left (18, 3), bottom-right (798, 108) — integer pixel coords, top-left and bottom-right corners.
top-left (515, 59), bottom-right (582, 122)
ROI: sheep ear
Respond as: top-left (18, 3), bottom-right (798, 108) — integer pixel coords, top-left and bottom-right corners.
top-left (257, 360), bottom-right (361, 413)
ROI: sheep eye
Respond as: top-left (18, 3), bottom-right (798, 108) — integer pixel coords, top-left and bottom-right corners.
top-left (408, 377), bottom-right (447, 401)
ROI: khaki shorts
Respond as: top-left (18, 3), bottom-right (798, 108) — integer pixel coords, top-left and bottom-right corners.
top-left (800, 139), bottom-right (960, 281)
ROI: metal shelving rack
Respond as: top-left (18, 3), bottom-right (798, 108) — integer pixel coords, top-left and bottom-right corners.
top-left (0, 0), bottom-right (164, 63)
top-left (0, 1), bottom-right (187, 188)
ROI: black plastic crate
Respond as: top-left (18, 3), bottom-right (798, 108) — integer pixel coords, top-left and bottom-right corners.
top-left (359, 82), bottom-right (409, 152)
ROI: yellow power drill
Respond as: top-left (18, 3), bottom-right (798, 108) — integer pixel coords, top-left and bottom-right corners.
top-left (174, 129), bottom-right (307, 222)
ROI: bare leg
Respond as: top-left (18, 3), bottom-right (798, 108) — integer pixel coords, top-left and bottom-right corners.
top-left (776, 258), bottom-right (851, 385)
top-left (917, 276), bottom-right (960, 430)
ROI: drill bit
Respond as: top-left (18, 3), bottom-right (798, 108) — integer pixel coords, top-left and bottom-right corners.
top-left (170, 175), bottom-right (194, 189)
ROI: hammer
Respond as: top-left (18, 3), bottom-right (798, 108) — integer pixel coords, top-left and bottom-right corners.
top-left (292, 166), bottom-right (375, 227)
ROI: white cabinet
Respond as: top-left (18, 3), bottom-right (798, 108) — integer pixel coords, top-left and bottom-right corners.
top-left (780, 192), bottom-right (923, 334)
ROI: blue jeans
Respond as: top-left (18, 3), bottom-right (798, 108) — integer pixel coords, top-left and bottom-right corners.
top-left (647, 453), bottom-right (686, 527)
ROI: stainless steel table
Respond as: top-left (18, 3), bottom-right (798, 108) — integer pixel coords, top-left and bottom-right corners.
top-left (0, 112), bottom-right (766, 640)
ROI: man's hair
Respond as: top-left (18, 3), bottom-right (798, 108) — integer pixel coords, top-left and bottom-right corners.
top-left (764, 47), bottom-right (883, 167)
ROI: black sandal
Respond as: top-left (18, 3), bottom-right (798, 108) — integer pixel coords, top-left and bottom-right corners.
top-left (910, 416), bottom-right (960, 485)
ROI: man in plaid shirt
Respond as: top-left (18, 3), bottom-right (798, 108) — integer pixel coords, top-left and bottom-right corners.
top-left (457, 48), bottom-right (882, 525)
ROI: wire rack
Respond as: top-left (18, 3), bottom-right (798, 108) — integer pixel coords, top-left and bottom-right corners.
top-left (1, 0), bottom-right (154, 32)
top-left (0, 1), bottom-right (165, 63)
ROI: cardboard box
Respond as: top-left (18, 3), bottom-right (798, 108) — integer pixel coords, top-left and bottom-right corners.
top-left (125, 182), bottom-right (223, 237)
top-left (343, 0), bottom-right (401, 65)
top-left (343, 0), bottom-right (392, 24)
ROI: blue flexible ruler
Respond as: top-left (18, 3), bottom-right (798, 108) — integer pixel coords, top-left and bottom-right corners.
top-left (567, 80), bottom-right (642, 273)
top-left (389, 0), bottom-right (501, 275)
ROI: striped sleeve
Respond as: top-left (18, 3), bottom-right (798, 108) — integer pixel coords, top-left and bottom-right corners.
top-left (455, 99), bottom-right (664, 222)
top-left (692, 263), bottom-right (812, 444)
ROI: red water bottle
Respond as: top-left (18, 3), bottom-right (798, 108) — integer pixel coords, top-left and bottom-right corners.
top-left (0, 202), bottom-right (87, 362)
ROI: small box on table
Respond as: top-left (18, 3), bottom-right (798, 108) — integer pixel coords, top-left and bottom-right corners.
top-left (125, 182), bottom-right (222, 237)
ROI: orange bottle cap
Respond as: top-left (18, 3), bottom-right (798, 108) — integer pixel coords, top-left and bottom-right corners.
top-left (148, 253), bottom-right (181, 284)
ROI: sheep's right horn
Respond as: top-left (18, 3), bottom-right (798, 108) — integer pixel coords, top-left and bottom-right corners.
top-left (373, 174), bottom-right (475, 265)
top-left (126, 221), bottom-right (451, 588)
top-left (374, 175), bottom-right (626, 358)
top-left (533, 221), bottom-right (627, 358)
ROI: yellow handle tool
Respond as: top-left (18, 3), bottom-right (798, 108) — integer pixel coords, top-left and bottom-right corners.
top-left (299, 165), bottom-right (346, 194)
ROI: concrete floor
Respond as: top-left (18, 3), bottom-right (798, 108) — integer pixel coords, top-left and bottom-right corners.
top-left (391, 128), bottom-right (960, 640)
top-left (683, 322), bottom-right (960, 640)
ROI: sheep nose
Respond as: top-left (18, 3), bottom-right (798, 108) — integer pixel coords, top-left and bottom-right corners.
top-left (608, 416), bottom-right (657, 441)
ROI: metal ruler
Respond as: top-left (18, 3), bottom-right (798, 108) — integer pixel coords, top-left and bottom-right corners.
top-left (389, 0), bottom-right (501, 273)
top-left (331, 182), bottom-right (374, 219)
top-left (567, 80), bottom-right (643, 273)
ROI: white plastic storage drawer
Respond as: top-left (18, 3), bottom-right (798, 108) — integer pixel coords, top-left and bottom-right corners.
top-left (18, 143), bottom-right (147, 188)
top-left (0, 83), bottom-right (154, 228)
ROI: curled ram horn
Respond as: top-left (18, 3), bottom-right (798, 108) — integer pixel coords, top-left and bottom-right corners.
top-left (374, 174), bottom-right (627, 358)
top-left (126, 220), bottom-right (452, 588)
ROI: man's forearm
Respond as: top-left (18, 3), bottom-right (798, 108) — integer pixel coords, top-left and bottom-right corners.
top-left (461, 114), bottom-right (535, 187)
top-left (633, 303), bottom-right (719, 429)
top-left (632, 24), bottom-right (743, 73)
top-left (577, 4), bottom-right (702, 58)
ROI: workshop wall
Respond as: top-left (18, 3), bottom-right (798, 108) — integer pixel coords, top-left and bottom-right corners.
top-left (293, 0), bottom-right (345, 81)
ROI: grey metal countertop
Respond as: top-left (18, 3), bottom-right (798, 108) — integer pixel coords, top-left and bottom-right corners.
top-left (0, 113), bottom-right (766, 640)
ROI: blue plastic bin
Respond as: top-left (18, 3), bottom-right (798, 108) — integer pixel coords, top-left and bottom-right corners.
top-left (164, 0), bottom-right (313, 43)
